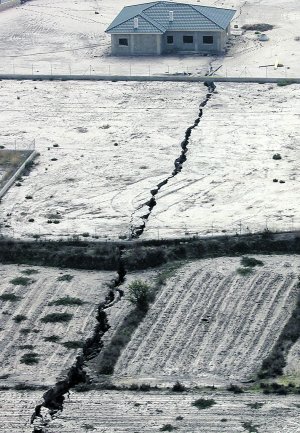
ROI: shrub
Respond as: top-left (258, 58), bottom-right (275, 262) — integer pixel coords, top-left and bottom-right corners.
top-left (0, 293), bottom-right (21, 302)
top-left (44, 335), bottom-right (61, 343)
top-left (237, 267), bottom-right (253, 276)
top-left (61, 340), bottom-right (84, 349)
top-left (82, 424), bottom-right (96, 431)
top-left (277, 79), bottom-right (295, 87)
top-left (192, 398), bottom-right (216, 409)
top-left (139, 383), bottom-right (151, 392)
top-left (40, 313), bottom-right (73, 323)
top-left (20, 328), bottom-right (31, 334)
top-left (129, 383), bottom-right (139, 391)
top-left (242, 23), bottom-right (273, 32)
top-left (20, 352), bottom-right (39, 365)
top-left (227, 384), bottom-right (244, 394)
top-left (247, 402), bottom-right (264, 409)
top-left (241, 256), bottom-right (264, 267)
top-left (127, 280), bottom-right (153, 312)
top-left (272, 153), bottom-right (282, 160)
top-left (13, 314), bottom-right (27, 323)
top-left (48, 296), bottom-right (84, 306)
top-left (21, 269), bottom-right (39, 275)
top-left (160, 425), bottom-right (177, 432)
top-left (18, 344), bottom-right (34, 350)
top-left (10, 277), bottom-right (33, 286)
top-left (172, 381), bottom-right (186, 392)
top-left (241, 421), bottom-right (260, 432)
top-left (57, 274), bottom-right (74, 282)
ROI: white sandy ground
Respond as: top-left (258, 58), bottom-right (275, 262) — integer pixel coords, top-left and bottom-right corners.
top-left (0, 390), bottom-right (44, 433)
top-left (43, 390), bottom-right (300, 433)
top-left (0, 80), bottom-right (299, 240)
top-left (110, 256), bottom-right (300, 387)
top-left (1, 390), bottom-right (300, 433)
top-left (141, 82), bottom-right (300, 239)
top-left (0, 264), bottom-right (114, 386)
top-left (0, 79), bottom-right (207, 240)
top-left (0, 0), bottom-right (299, 78)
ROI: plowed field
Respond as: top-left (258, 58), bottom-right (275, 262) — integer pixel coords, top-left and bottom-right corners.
top-left (45, 390), bottom-right (300, 433)
top-left (113, 256), bottom-right (299, 386)
top-left (0, 264), bottom-right (113, 386)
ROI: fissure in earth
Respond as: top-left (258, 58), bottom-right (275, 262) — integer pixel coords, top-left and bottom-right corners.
top-left (30, 250), bottom-right (126, 432)
top-left (130, 81), bottom-right (216, 239)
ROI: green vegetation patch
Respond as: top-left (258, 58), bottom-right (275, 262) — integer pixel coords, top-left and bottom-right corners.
top-left (277, 79), bottom-right (295, 87)
top-left (242, 421), bottom-right (260, 432)
top-left (20, 328), bottom-right (31, 334)
top-left (237, 267), bottom-right (253, 276)
top-left (127, 279), bottom-right (154, 313)
top-left (19, 344), bottom-right (34, 350)
top-left (0, 293), bottom-right (21, 302)
top-left (10, 276), bottom-right (33, 286)
top-left (20, 352), bottom-right (39, 365)
top-left (44, 335), bottom-right (61, 343)
top-left (57, 274), bottom-right (74, 282)
top-left (160, 425), bottom-right (177, 432)
top-left (192, 398), bottom-right (216, 410)
top-left (40, 313), bottom-right (73, 323)
top-left (21, 269), bottom-right (39, 275)
top-left (82, 424), bottom-right (96, 431)
top-left (247, 402), bottom-right (264, 409)
top-left (48, 296), bottom-right (84, 306)
top-left (61, 340), bottom-right (84, 349)
top-left (241, 257), bottom-right (264, 267)
top-left (13, 314), bottom-right (27, 323)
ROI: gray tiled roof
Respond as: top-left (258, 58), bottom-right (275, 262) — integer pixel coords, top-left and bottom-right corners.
top-left (106, 1), bottom-right (236, 34)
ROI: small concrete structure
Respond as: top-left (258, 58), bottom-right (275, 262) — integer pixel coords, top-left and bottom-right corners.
top-left (106, 1), bottom-right (236, 56)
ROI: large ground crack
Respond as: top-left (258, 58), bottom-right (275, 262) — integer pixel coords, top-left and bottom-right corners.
top-left (30, 250), bottom-right (126, 432)
top-left (130, 81), bottom-right (216, 239)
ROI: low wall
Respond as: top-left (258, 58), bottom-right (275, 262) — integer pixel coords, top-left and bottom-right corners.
top-left (0, 150), bottom-right (37, 200)
top-left (0, 0), bottom-right (21, 12)
top-left (0, 73), bottom-right (299, 84)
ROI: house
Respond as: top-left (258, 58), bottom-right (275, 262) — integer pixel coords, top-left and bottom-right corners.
top-left (105, 1), bottom-right (236, 56)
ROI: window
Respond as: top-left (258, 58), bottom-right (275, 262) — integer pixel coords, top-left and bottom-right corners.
top-left (183, 35), bottom-right (193, 44)
top-left (203, 35), bottom-right (213, 44)
top-left (119, 38), bottom-right (128, 46)
top-left (167, 35), bottom-right (174, 44)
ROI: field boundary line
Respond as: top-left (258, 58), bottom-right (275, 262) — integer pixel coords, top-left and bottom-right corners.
top-left (0, 74), bottom-right (300, 84)
top-left (0, 150), bottom-right (37, 200)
